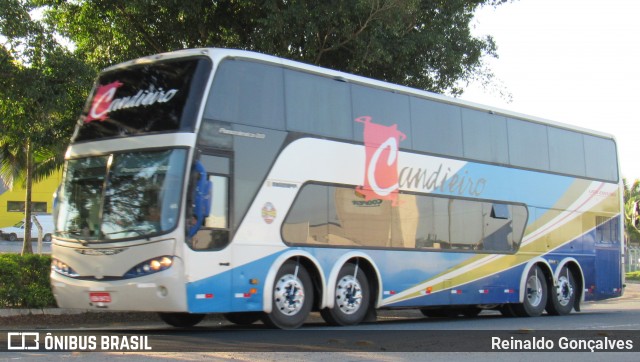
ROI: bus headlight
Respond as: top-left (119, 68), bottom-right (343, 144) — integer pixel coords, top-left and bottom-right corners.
top-left (124, 256), bottom-right (173, 278)
top-left (51, 258), bottom-right (80, 278)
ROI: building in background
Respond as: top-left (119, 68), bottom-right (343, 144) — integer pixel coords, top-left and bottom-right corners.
top-left (0, 171), bottom-right (62, 228)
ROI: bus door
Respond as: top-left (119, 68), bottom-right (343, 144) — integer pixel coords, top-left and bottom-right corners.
top-left (185, 154), bottom-right (233, 312)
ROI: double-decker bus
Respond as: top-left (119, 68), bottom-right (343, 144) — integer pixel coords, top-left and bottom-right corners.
top-left (51, 48), bottom-right (623, 329)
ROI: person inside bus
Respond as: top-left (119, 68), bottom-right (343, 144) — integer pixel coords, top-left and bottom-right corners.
top-left (144, 205), bottom-right (162, 232)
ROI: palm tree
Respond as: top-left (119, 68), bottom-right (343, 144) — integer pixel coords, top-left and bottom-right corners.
top-left (623, 178), bottom-right (640, 245)
top-left (0, 137), bottom-right (63, 254)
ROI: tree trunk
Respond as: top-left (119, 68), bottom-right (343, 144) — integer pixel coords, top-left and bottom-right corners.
top-left (22, 139), bottom-right (33, 255)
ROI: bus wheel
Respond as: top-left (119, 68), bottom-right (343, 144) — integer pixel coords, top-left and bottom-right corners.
top-left (223, 312), bottom-right (262, 325)
top-left (43, 234), bottom-right (52, 242)
top-left (512, 266), bottom-right (548, 317)
top-left (262, 261), bottom-right (314, 329)
top-left (321, 263), bottom-right (370, 326)
top-left (546, 266), bottom-right (576, 316)
top-left (158, 312), bottom-right (205, 327)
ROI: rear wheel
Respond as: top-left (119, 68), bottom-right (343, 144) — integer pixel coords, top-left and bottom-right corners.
top-left (8, 233), bottom-right (17, 242)
top-left (158, 312), bottom-right (205, 327)
top-left (546, 266), bottom-right (576, 316)
top-left (511, 266), bottom-right (548, 317)
top-left (43, 234), bottom-right (52, 242)
top-left (262, 261), bottom-right (314, 329)
top-left (321, 263), bottom-right (370, 326)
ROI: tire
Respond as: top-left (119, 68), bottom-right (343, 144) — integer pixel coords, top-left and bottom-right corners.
top-left (546, 266), bottom-right (576, 316)
top-left (262, 261), bottom-right (314, 329)
top-left (223, 312), bottom-right (262, 325)
top-left (158, 312), bottom-right (205, 327)
top-left (43, 234), bottom-right (52, 242)
top-left (8, 233), bottom-right (17, 242)
top-left (511, 266), bottom-right (548, 317)
top-left (320, 263), bottom-right (370, 326)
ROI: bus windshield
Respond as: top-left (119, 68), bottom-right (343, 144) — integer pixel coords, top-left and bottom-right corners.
top-left (56, 149), bottom-right (187, 242)
top-left (73, 57), bottom-right (211, 142)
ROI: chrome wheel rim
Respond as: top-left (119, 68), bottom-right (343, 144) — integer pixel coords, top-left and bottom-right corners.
top-left (335, 275), bottom-right (363, 315)
top-left (274, 274), bottom-right (305, 316)
top-left (556, 275), bottom-right (574, 307)
top-left (526, 274), bottom-right (543, 307)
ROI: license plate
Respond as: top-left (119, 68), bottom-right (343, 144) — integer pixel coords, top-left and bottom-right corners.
top-left (89, 292), bottom-right (111, 303)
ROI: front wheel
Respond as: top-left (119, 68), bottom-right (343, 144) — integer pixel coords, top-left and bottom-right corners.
top-left (321, 263), bottom-right (370, 326)
top-left (262, 261), bottom-right (314, 329)
top-left (158, 312), bottom-right (205, 327)
top-left (546, 266), bottom-right (576, 316)
top-left (7, 233), bottom-right (17, 242)
top-left (511, 266), bottom-right (548, 317)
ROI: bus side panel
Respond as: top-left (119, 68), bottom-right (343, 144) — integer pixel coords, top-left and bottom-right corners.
top-left (185, 249), bottom-right (284, 313)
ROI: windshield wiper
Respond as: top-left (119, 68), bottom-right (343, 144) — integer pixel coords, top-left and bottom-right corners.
top-left (104, 228), bottom-right (153, 236)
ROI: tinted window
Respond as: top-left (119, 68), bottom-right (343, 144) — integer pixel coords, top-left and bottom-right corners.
top-left (204, 59), bottom-right (285, 129)
top-left (74, 58), bottom-right (211, 142)
top-left (283, 184), bottom-right (527, 253)
top-left (284, 70), bottom-right (352, 139)
top-left (584, 135), bottom-right (618, 181)
top-left (508, 119), bottom-right (550, 171)
top-left (462, 109), bottom-right (509, 164)
top-left (352, 84), bottom-right (412, 148)
top-left (410, 97), bottom-right (463, 157)
top-left (548, 127), bottom-right (586, 177)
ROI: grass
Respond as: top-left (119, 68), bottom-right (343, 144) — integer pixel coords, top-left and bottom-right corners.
top-left (626, 271), bottom-right (640, 281)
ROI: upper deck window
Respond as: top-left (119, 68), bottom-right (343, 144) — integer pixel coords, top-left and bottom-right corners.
top-left (73, 57), bottom-right (211, 142)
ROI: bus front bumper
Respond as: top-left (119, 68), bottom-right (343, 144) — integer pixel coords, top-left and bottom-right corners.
top-left (50, 260), bottom-right (188, 312)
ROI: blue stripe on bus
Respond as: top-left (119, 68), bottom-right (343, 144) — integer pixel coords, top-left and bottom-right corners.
top-left (438, 163), bottom-right (576, 224)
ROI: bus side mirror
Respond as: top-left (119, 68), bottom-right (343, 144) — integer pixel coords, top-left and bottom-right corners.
top-left (188, 161), bottom-right (212, 238)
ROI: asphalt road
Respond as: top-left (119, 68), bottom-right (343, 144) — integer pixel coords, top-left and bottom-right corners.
top-left (2, 284), bottom-right (640, 360)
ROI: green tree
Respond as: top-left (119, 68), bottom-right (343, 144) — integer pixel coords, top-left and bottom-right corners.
top-left (41, 0), bottom-right (507, 95)
top-left (624, 178), bottom-right (640, 244)
top-left (1, 0), bottom-right (93, 254)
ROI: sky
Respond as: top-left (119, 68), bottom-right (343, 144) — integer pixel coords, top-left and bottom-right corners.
top-left (461, 0), bottom-right (640, 182)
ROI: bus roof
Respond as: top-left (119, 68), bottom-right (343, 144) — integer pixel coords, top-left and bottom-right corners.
top-left (104, 47), bottom-right (616, 141)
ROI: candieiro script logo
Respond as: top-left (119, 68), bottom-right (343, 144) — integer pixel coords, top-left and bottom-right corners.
top-left (84, 81), bottom-right (179, 123)
top-left (356, 116), bottom-right (406, 206)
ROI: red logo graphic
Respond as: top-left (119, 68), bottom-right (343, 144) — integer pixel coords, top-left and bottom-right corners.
top-left (85, 81), bottom-right (124, 122)
top-left (356, 116), bottom-right (406, 206)
top-left (84, 81), bottom-right (179, 123)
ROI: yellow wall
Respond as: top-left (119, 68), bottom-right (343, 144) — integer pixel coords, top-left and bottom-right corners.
top-left (0, 171), bottom-right (62, 228)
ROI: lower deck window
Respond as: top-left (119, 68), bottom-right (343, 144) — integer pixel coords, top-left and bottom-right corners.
top-left (282, 184), bottom-right (527, 253)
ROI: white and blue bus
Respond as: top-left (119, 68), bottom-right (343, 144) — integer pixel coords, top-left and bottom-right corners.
top-left (51, 48), bottom-right (623, 329)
